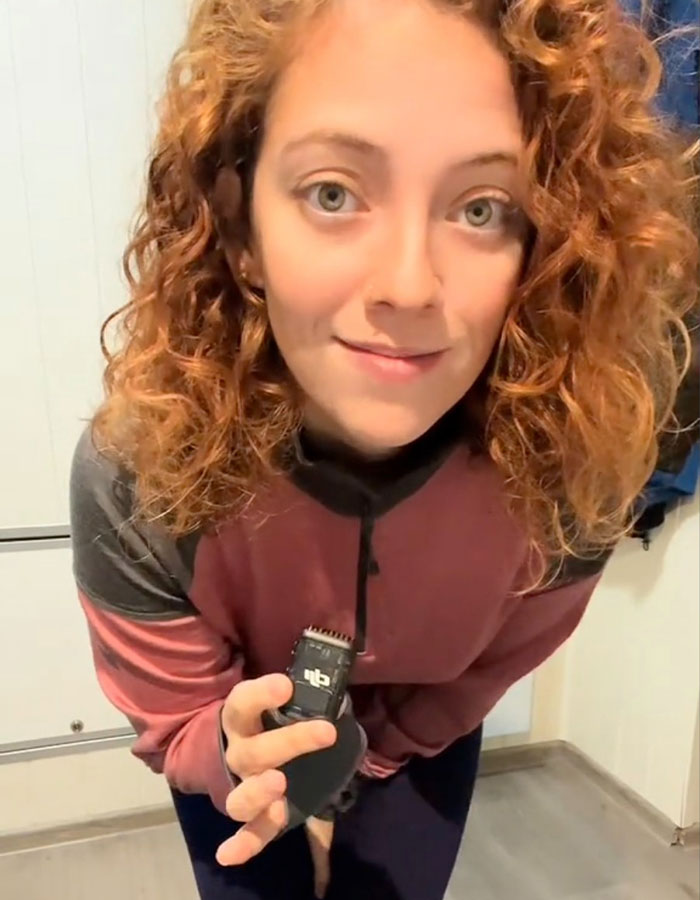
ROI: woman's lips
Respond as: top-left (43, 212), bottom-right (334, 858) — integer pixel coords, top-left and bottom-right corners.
top-left (335, 338), bottom-right (447, 382)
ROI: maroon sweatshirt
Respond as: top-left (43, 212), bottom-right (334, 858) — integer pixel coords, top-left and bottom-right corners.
top-left (70, 410), bottom-right (607, 814)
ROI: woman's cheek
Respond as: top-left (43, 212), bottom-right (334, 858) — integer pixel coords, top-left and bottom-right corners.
top-left (452, 249), bottom-right (521, 326)
top-left (264, 235), bottom-right (365, 320)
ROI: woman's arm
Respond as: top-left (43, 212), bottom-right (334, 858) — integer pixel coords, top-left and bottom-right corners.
top-left (357, 569), bottom-right (604, 769)
top-left (71, 429), bottom-right (241, 814)
top-left (80, 596), bottom-right (241, 813)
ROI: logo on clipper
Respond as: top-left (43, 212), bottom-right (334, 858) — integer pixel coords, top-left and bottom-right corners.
top-left (303, 667), bottom-right (331, 689)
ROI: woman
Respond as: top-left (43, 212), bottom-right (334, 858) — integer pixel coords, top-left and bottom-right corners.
top-left (70, 0), bottom-right (697, 898)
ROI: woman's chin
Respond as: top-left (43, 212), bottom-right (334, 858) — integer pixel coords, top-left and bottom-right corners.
top-left (316, 404), bottom-right (445, 459)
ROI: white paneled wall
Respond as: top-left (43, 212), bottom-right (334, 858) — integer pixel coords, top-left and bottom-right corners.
top-left (0, 0), bottom-right (190, 532)
top-left (562, 495), bottom-right (700, 825)
top-left (0, 544), bottom-right (129, 748)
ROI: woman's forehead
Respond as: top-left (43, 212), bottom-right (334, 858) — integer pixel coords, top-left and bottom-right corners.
top-left (262, 0), bottom-right (522, 159)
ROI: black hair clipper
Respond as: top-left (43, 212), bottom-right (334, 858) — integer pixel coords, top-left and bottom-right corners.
top-left (262, 628), bottom-right (367, 829)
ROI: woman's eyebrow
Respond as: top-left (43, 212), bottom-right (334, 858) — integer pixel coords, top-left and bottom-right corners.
top-left (280, 130), bottom-right (388, 164)
top-left (279, 129), bottom-right (519, 173)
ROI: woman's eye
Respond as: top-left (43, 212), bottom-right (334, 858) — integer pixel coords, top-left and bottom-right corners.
top-left (454, 197), bottom-right (509, 230)
top-left (304, 182), bottom-right (359, 214)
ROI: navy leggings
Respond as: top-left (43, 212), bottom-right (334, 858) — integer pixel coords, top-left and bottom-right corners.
top-left (172, 725), bottom-right (482, 900)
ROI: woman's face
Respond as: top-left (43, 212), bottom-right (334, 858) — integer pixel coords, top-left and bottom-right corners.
top-left (244, 0), bottom-right (526, 456)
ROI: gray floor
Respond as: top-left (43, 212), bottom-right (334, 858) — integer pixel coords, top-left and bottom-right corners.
top-left (1, 752), bottom-right (698, 900)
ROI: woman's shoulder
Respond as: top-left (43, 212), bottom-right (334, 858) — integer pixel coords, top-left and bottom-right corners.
top-left (445, 444), bottom-right (615, 589)
top-left (71, 425), bottom-right (131, 515)
top-left (70, 427), bottom-right (200, 620)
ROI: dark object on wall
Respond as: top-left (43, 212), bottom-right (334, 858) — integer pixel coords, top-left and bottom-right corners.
top-left (631, 313), bottom-right (699, 548)
top-left (632, 444), bottom-right (700, 549)
top-left (632, 317), bottom-right (699, 548)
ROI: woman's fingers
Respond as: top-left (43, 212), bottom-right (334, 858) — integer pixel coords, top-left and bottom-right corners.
top-left (222, 672), bottom-right (335, 784)
top-left (216, 799), bottom-right (289, 866)
top-left (218, 672), bottom-right (337, 871)
top-left (225, 770), bottom-right (287, 822)
top-left (223, 674), bottom-right (294, 738)
top-left (227, 719), bottom-right (337, 778)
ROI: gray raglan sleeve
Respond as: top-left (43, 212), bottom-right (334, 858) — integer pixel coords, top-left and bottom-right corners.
top-left (70, 427), bottom-right (198, 620)
top-left (69, 428), bottom-right (241, 814)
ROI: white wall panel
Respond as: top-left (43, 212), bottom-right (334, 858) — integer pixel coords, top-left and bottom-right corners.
top-left (0, 0), bottom-right (62, 528)
top-left (563, 497), bottom-right (700, 824)
top-left (0, 545), bottom-right (130, 748)
top-left (0, 0), bottom-right (189, 531)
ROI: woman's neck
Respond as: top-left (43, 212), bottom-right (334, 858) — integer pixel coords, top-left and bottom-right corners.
top-left (301, 405), bottom-right (401, 464)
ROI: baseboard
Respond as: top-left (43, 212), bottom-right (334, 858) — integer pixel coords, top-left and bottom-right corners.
top-left (480, 739), bottom-right (691, 847)
top-left (548, 741), bottom-right (682, 847)
top-left (1, 745), bottom-right (543, 854)
top-left (0, 805), bottom-right (176, 856)
top-left (0, 739), bottom-right (689, 855)
top-left (478, 740), bottom-right (560, 776)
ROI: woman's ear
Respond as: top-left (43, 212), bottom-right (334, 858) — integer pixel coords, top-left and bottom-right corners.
top-left (211, 168), bottom-right (243, 238)
top-left (211, 167), bottom-right (265, 291)
top-left (211, 167), bottom-right (247, 276)
top-left (238, 246), bottom-right (265, 290)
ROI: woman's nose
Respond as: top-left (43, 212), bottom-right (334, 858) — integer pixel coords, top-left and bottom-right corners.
top-left (366, 221), bottom-right (441, 311)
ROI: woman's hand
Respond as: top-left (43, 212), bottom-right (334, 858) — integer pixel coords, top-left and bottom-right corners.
top-left (305, 816), bottom-right (335, 898)
top-left (216, 673), bottom-right (337, 866)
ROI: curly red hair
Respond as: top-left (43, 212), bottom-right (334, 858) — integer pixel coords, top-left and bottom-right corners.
top-left (94, 0), bottom-right (698, 573)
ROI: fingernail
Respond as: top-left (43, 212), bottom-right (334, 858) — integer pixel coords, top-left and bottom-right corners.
top-left (216, 841), bottom-right (239, 867)
top-left (269, 771), bottom-right (286, 795)
top-left (275, 675), bottom-right (294, 702)
top-left (316, 722), bottom-right (336, 745)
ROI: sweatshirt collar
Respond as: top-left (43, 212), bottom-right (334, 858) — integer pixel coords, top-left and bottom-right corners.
top-left (288, 405), bottom-right (468, 518)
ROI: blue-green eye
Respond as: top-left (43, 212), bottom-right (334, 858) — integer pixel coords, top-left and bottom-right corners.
top-left (455, 197), bottom-right (508, 230)
top-left (305, 182), bottom-right (358, 214)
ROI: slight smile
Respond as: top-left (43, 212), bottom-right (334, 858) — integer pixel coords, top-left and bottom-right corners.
top-left (335, 338), bottom-right (448, 382)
